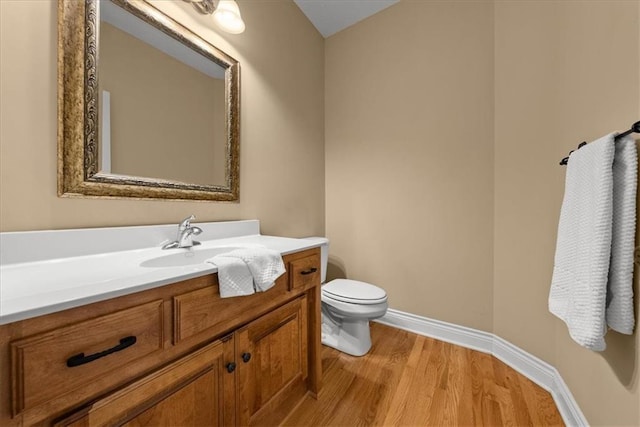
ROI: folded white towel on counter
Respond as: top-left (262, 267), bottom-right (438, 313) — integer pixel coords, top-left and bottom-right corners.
top-left (209, 255), bottom-right (255, 298)
top-left (549, 134), bottom-right (615, 351)
top-left (206, 247), bottom-right (286, 297)
top-left (606, 135), bottom-right (637, 334)
top-left (224, 248), bottom-right (286, 292)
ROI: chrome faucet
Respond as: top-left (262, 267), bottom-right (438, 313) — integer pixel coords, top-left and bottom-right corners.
top-left (162, 215), bottom-right (203, 249)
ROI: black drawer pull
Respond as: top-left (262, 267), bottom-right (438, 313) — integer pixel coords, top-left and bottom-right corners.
top-left (66, 336), bottom-right (137, 368)
top-left (226, 362), bottom-right (237, 373)
top-left (300, 267), bottom-right (318, 275)
top-left (242, 352), bottom-right (252, 363)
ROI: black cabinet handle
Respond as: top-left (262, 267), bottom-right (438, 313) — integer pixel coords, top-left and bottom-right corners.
top-left (66, 336), bottom-right (137, 368)
top-left (300, 267), bottom-right (318, 275)
top-left (226, 362), bottom-right (237, 373)
top-left (242, 352), bottom-right (252, 363)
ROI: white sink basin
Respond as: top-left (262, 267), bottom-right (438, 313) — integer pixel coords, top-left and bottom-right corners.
top-left (140, 246), bottom-right (243, 268)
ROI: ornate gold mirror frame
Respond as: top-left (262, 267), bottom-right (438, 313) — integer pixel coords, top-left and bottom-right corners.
top-left (58, 0), bottom-right (240, 201)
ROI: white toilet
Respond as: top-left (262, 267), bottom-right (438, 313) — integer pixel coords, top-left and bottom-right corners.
top-left (304, 238), bottom-right (388, 357)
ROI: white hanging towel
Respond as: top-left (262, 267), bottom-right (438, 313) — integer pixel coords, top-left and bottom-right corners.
top-left (606, 136), bottom-right (637, 334)
top-left (208, 255), bottom-right (255, 298)
top-left (549, 134), bottom-right (615, 351)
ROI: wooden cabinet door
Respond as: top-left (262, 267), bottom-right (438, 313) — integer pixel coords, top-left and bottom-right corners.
top-left (236, 296), bottom-right (308, 426)
top-left (55, 339), bottom-right (235, 427)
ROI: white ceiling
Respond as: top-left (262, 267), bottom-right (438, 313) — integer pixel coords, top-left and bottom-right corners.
top-left (293, 0), bottom-right (400, 38)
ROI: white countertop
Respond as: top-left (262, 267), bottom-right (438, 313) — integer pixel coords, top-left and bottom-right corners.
top-left (0, 221), bottom-right (322, 325)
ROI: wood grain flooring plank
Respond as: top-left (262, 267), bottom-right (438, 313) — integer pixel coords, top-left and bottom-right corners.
top-left (400, 337), bottom-right (441, 426)
top-left (492, 356), bottom-right (534, 426)
top-left (528, 378), bottom-right (564, 427)
top-left (381, 334), bottom-right (427, 426)
top-left (468, 348), bottom-right (486, 426)
top-left (329, 325), bottom-right (413, 426)
top-left (482, 397), bottom-right (504, 426)
top-left (282, 323), bottom-right (563, 427)
top-left (356, 325), bottom-right (416, 426)
top-left (516, 370), bottom-right (564, 427)
top-left (449, 345), bottom-right (473, 426)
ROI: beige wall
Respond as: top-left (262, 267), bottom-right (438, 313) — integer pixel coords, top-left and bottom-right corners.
top-left (325, 0), bottom-right (495, 332)
top-left (100, 22), bottom-right (226, 185)
top-left (326, 0), bottom-right (639, 424)
top-left (0, 0), bottom-right (325, 237)
top-left (494, 1), bottom-right (639, 425)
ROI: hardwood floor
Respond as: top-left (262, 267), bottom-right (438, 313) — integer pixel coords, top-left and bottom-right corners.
top-left (282, 323), bottom-right (563, 426)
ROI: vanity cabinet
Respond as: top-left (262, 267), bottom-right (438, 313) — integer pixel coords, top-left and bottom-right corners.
top-left (0, 247), bottom-right (321, 427)
top-left (55, 338), bottom-right (233, 427)
top-left (236, 295), bottom-right (307, 426)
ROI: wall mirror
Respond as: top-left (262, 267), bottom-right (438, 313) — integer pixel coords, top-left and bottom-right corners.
top-left (58, 0), bottom-right (240, 201)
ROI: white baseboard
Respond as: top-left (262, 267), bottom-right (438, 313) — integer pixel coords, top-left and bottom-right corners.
top-left (375, 308), bottom-right (589, 427)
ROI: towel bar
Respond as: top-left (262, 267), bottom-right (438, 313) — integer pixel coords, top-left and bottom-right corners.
top-left (559, 120), bottom-right (640, 165)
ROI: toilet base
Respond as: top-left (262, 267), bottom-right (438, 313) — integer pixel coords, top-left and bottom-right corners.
top-left (321, 311), bottom-right (372, 357)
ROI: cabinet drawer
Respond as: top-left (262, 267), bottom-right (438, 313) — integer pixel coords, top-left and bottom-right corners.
top-left (174, 274), bottom-right (289, 343)
top-left (288, 253), bottom-right (321, 291)
top-left (11, 300), bottom-right (164, 415)
top-left (54, 340), bottom-right (228, 427)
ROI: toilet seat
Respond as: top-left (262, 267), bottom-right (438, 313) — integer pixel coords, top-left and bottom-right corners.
top-left (322, 279), bottom-right (387, 305)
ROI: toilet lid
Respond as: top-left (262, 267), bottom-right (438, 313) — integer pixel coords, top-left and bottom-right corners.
top-left (322, 279), bottom-right (387, 305)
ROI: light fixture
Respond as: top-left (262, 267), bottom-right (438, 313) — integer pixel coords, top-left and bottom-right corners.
top-left (184, 0), bottom-right (246, 34)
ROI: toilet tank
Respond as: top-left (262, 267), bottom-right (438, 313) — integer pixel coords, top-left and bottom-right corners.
top-left (301, 237), bottom-right (329, 283)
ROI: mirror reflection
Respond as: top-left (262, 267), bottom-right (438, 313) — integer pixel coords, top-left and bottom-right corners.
top-left (99, 1), bottom-right (227, 186)
top-left (58, 0), bottom-right (239, 201)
